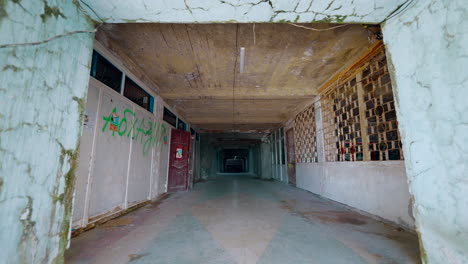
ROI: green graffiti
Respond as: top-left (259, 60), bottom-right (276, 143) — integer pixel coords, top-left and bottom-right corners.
top-left (102, 107), bottom-right (168, 156)
top-left (102, 107), bottom-right (119, 136)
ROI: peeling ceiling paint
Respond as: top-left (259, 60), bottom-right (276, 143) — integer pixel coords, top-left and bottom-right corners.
top-left (79, 0), bottom-right (407, 24)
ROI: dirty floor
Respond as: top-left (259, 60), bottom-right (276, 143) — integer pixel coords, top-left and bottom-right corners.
top-left (66, 174), bottom-right (421, 264)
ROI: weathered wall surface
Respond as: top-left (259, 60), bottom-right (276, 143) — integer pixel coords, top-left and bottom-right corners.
top-left (156, 106), bottom-right (173, 196)
top-left (199, 137), bottom-right (217, 179)
top-left (194, 138), bottom-right (201, 180)
top-left (0, 1), bottom-right (94, 262)
top-left (156, 126), bottom-right (171, 194)
top-left (72, 78), bottom-right (170, 227)
top-left (296, 161), bottom-right (414, 229)
top-left (383, 0), bottom-right (468, 262)
top-left (290, 40), bottom-right (414, 229)
top-left (80, 0), bottom-right (407, 24)
top-left (260, 142), bottom-right (272, 179)
top-left (72, 41), bottom-right (176, 228)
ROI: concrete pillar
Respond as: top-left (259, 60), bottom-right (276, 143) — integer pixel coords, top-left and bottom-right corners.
top-left (383, 0), bottom-right (468, 262)
top-left (260, 142), bottom-right (272, 179)
top-left (0, 1), bottom-right (95, 262)
top-left (314, 97), bottom-right (326, 163)
top-left (248, 147), bottom-right (255, 173)
top-left (217, 148), bottom-right (222, 173)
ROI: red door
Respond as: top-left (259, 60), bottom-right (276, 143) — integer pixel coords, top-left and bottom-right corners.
top-left (286, 128), bottom-right (296, 185)
top-left (168, 129), bottom-right (191, 192)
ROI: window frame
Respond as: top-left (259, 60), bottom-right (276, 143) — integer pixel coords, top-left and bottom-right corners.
top-left (123, 76), bottom-right (154, 113)
top-left (163, 107), bottom-right (177, 128)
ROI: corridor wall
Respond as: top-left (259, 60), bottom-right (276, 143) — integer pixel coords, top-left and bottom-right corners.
top-left (71, 43), bottom-right (181, 228)
top-left (290, 42), bottom-right (415, 230)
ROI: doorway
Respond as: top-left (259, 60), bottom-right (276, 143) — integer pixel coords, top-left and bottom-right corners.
top-left (167, 129), bottom-right (191, 192)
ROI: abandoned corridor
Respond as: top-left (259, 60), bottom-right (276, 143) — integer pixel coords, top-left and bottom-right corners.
top-left (2, 1), bottom-right (467, 262)
top-left (66, 174), bottom-right (420, 264)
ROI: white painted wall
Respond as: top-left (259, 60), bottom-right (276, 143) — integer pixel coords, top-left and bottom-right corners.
top-left (296, 161), bottom-right (414, 229)
top-left (72, 78), bottom-right (171, 227)
top-left (80, 0), bottom-right (407, 24)
top-left (383, 0), bottom-right (468, 262)
top-left (72, 43), bottom-right (183, 228)
top-left (87, 87), bottom-right (134, 218)
top-left (73, 81), bottom-right (100, 225)
top-left (157, 123), bottom-right (171, 195)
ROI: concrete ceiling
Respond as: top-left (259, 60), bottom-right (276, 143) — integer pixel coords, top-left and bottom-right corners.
top-left (96, 23), bottom-right (375, 132)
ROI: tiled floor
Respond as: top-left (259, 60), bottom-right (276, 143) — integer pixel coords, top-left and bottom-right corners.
top-left (66, 174), bottom-right (421, 263)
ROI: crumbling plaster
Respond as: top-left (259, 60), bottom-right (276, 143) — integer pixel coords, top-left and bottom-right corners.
top-left (382, 0), bottom-right (468, 262)
top-left (79, 0), bottom-right (408, 24)
top-left (0, 0), bottom-right (95, 262)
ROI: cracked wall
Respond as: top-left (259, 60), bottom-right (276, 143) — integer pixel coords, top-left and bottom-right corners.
top-left (0, 0), bottom-right (94, 262)
top-left (79, 0), bottom-right (407, 24)
top-left (383, 0), bottom-right (468, 262)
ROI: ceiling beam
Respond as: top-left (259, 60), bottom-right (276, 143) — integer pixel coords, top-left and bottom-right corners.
top-left (80, 0), bottom-right (407, 24)
top-left (160, 94), bottom-right (318, 100)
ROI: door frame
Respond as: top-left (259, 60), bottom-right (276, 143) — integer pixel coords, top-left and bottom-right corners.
top-left (167, 129), bottom-right (191, 192)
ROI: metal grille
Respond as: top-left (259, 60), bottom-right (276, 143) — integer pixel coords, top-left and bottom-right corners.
top-left (293, 105), bottom-right (317, 163)
top-left (323, 78), bottom-right (363, 161)
top-left (322, 48), bottom-right (403, 162)
top-left (362, 51), bottom-right (403, 160)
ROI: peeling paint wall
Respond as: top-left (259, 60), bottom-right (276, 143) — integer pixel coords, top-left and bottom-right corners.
top-left (79, 0), bottom-right (407, 24)
top-left (383, 0), bottom-right (468, 262)
top-left (0, 0), bottom-right (94, 262)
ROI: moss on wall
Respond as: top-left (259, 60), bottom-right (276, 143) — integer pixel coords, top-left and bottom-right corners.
top-left (0, 0), bottom-right (95, 262)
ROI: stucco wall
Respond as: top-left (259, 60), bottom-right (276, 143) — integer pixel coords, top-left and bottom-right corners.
top-left (296, 161), bottom-right (414, 229)
top-left (0, 1), bottom-right (95, 262)
top-left (383, 0), bottom-right (468, 262)
top-left (79, 0), bottom-right (407, 24)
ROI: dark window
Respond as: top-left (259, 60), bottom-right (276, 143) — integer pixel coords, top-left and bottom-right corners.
top-left (388, 149), bottom-right (400, 160)
top-left (177, 119), bottom-right (187, 131)
top-left (124, 78), bottom-right (154, 112)
top-left (163, 107), bottom-right (177, 127)
top-left (90, 50), bottom-right (122, 93)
